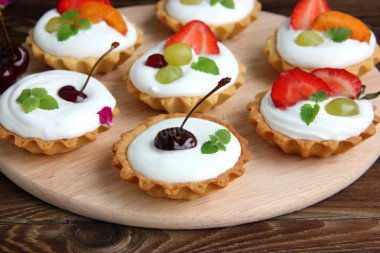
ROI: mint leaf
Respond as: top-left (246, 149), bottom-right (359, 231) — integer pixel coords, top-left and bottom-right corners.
top-left (221, 0), bottom-right (235, 9)
top-left (191, 57), bottom-right (220, 75)
top-left (210, 0), bottom-right (220, 6)
top-left (60, 10), bottom-right (80, 22)
top-left (16, 89), bottom-right (31, 103)
top-left (301, 103), bottom-right (320, 125)
top-left (22, 97), bottom-right (40, 114)
top-left (215, 129), bottom-right (231, 144)
top-left (216, 142), bottom-right (227, 151)
top-left (31, 87), bottom-right (48, 99)
top-left (39, 95), bottom-right (59, 110)
top-left (309, 90), bottom-right (328, 103)
top-left (326, 27), bottom-right (352, 43)
top-left (57, 23), bottom-right (74, 41)
top-left (201, 141), bottom-right (219, 154)
top-left (209, 135), bottom-right (219, 144)
top-left (76, 18), bottom-right (91, 30)
top-left (16, 87), bottom-right (59, 113)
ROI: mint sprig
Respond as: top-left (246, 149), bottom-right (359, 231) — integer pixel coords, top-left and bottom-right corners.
top-left (57, 10), bottom-right (91, 41)
top-left (201, 129), bottom-right (231, 154)
top-left (210, 0), bottom-right (235, 9)
top-left (326, 27), bottom-right (352, 43)
top-left (16, 88), bottom-right (59, 113)
top-left (191, 57), bottom-right (220, 75)
top-left (300, 90), bottom-right (328, 125)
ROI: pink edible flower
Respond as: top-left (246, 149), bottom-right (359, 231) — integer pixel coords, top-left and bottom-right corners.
top-left (0, 0), bottom-right (10, 9)
top-left (97, 106), bottom-right (113, 127)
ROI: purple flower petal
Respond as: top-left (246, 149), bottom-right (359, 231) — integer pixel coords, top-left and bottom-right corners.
top-left (0, 0), bottom-right (10, 9)
top-left (97, 106), bottom-right (113, 127)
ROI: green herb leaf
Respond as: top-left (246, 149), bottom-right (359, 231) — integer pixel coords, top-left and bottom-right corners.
top-left (210, 0), bottom-right (220, 6)
top-left (75, 18), bottom-right (91, 30)
top-left (326, 27), bottom-right (352, 43)
top-left (31, 87), bottom-right (48, 99)
top-left (209, 135), bottom-right (219, 144)
top-left (216, 142), bottom-right (227, 151)
top-left (309, 90), bottom-right (328, 103)
top-left (191, 56), bottom-right (220, 75)
top-left (22, 97), bottom-right (40, 114)
top-left (360, 91), bottom-right (380, 100)
top-left (215, 129), bottom-right (231, 144)
top-left (16, 87), bottom-right (59, 113)
top-left (59, 10), bottom-right (80, 22)
top-left (301, 103), bottom-right (320, 125)
top-left (201, 141), bottom-right (219, 154)
top-left (201, 129), bottom-right (232, 154)
top-left (57, 23), bottom-right (74, 41)
top-left (39, 95), bottom-right (59, 110)
top-left (16, 89), bottom-right (31, 103)
top-left (221, 0), bottom-right (235, 9)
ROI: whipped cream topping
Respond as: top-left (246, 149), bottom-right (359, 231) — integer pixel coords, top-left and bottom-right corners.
top-left (276, 19), bottom-right (377, 68)
top-left (0, 70), bottom-right (116, 141)
top-left (165, 0), bottom-right (255, 25)
top-left (260, 92), bottom-right (374, 141)
top-left (129, 41), bottom-right (239, 97)
top-left (127, 117), bottom-right (241, 183)
top-left (33, 9), bottom-right (138, 58)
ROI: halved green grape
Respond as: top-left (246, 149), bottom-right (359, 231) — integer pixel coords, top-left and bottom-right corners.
top-left (45, 17), bottom-right (62, 33)
top-left (295, 31), bottom-right (324, 46)
top-left (164, 43), bottom-right (192, 66)
top-left (325, 98), bottom-right (359, 116)
top-left (180, 0), bottom-right (202, 5)
top-left (155, 65), bottom-right (183, 84)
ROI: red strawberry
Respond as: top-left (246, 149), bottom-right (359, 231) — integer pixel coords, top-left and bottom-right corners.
top-left (164, 20), bottom-right (219, 55)
top-left (57, 0), bottom-right (112, 14)
top-left (271, 68), bottom-right (331, 109)
top-left (290, 0), bottom-right (330, 30)
top-left (311, 68), bottom-right (362, 99)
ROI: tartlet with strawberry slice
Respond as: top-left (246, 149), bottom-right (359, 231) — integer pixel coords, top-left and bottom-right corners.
top-left (155, 0), bottom-right (262, 41)
top-left (123, 20), bottom-right (246, 113)
top-left (263, 0), bottom-right (380, 76)
top-left (247, 68), bottom-right (380, 157)
top-left (26, 0), bottom-right (143, 74)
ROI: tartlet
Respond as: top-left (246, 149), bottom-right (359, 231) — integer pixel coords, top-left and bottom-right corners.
top-left (112, 113), bottom-right (251, 200)
top-left (155, 0), bottom-right (261, 41)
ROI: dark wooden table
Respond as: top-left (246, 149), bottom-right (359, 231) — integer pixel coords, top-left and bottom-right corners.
top-left (1, 0), bottom-right (379, 252)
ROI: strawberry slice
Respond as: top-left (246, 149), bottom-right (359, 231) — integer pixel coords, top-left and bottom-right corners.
top-left (311, 68), bottom-right (362, 99)
top-left (271, 68), bottom-right (331, 109)
top-left (164, 20), bottom-right (219, 55)
top-left (290, 0), bottom-right (330, 30)
top-left (57, 0), bottom-right (112, 14)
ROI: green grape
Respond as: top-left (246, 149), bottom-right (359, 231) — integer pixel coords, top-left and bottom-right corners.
top-left (164, 43), bottom-right (192, 66)
top-left (45, 17), bottom-right (62, 33)
top-left (295, 31), bottom-right (324, 46)
top-left (180, 0), bottom-right (202, 5)
top-left (155, 65), bottom-right (183, 84)
top-left (325, 98), bottom-right (360, 116)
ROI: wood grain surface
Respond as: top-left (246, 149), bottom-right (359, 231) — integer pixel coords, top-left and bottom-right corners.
top-left (1, 0), bottom-right (380, 252)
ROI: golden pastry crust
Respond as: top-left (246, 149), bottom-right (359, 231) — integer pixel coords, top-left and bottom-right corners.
top-left (0, 108), bottom-right (119, 155)
top-left (263, 30), bottom-right (380, 76)
top-left (25, 23), bottom-right (144, 75)
top-left (112, 113), bottom-right (251, 200)
top-left (247, 91), bottom-right (380, 158)
top-left (123, 54), bottom-right (246, 113)
top-left (155, 0), bottom-right (261, 41)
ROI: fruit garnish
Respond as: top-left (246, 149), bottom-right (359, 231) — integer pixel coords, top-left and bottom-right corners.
top-left (201, 129), bottom-right (231, 154)
top-left (97, 106), bottom-right (113, 127)
top-left (145, 54), bottom-right (168, 68)
top-left (300, 90), bottom-right (328, 125)
top-left (290, 0), bottom-right (330, 30)
top-left (325, 27), bottom-right (352, 43)
top-left (58, 42), bottom-right (119, 103)
top-left (295, 30), bottom-right (324, 46)
top-left (359, 85), bottom-right (380, 100)
top-left (210, 0), bottom-right (235, 9)
top-left (16, 88), bottom-right (59, 113)
top-left (164, 43), bottom-right (192, 66)
top-left (325, 98), bottom-right (359, 116)
top-left (311, 11), bottom-right (371, 43)
top-left (180, 0), bottom-right (202, 5)
top-left (77, 2), bottom-right (127, 35)
top-left (155, 65), bottom-right (183, 84)
top-left (57, 0), bottom-right (112, 15)
top-left (191, 56), bottom-right (220, 75)
top-left (154, 77), bottom-right (231, 151)
top-left (0, 9), bottom-right (30, 94)
top-left (164, 20), bottom-right (219, 55)
top-left (271, 68), bottom-right (331, 109)
top-left (311, 68), bottom-right (362, 99)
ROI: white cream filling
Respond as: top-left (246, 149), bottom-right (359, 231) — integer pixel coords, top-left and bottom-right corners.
top-left (0, 70), bottom-right (116, 140)
top-left (127, 117), bottom-right (241, 183)
top-left (33, 9), bottom-right (138, 58)
top-left (165, 0), bottom-right (255, 25)
top-left (260, 92), bottom-right (374, 141)
top-left (128, 41), bottom-right (239, 97)
top-left (276, 19), bottom-right (377, 68)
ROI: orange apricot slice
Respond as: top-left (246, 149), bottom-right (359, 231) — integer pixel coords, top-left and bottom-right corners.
top-left (311, 11), bottom-right (371, 43)
top-left (77, 2), bottom-right (127, 35)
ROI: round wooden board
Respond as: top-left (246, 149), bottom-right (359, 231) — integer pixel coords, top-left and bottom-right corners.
top-left (1, 5), bottom-right (380, 230)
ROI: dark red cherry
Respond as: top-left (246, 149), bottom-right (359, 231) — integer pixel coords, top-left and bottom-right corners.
top-left (0, 65), bottom-right (16, 94)
top-left (1, 43), bottom-right (30, 76)
top-left (58, 85), bottom-right (87, 103)
top-left (154, 127), bottom-right (197, 150)
top-left (145, 54), bottom-right (168, 68)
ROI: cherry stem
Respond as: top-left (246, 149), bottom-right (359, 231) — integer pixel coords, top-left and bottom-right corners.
top-left (179, 77), bottom-right (231, 131)
top-left (80, 42), bottom-right (119, 92)
top-left (0, 10), bottom-right (16, 60)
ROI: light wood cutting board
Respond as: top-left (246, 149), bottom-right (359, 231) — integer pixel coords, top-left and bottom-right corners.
top-left (1, 5), bottom-right (380, 230)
